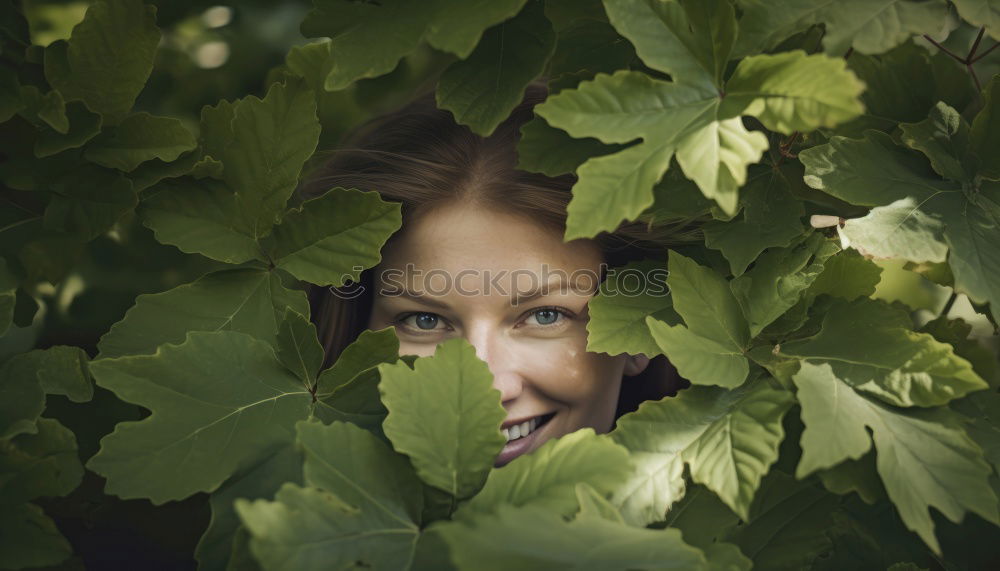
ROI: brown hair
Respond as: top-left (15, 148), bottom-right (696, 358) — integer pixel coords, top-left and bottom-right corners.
top-left (301, 83), bottom-right (695, 416)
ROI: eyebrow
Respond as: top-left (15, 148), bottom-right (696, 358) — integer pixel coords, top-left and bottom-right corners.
top-left (511, 279), bottom-right (596, 306)
top-left (375, 278), bottom-right (596, 309)
top-left (378, 289), bottom-right (452, 310)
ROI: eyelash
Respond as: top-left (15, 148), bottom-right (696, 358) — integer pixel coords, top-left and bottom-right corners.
top-left (393, 306), bottom-right (574, 334)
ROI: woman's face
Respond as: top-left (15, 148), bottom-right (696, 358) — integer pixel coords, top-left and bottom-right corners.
top-left (367, 200), bottom-right (649, 466)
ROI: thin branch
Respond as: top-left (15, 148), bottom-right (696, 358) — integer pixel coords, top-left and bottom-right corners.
top-left (922, 34), bottom-right (966, 62)
top-left (969, 63), bottom-right (983, 93)
top-left (967, 27), bottom-right (986, 61)
top-left (971, 41), bottom-right (1000, 63)
top-left (940, 292), bottom-right (958, 318)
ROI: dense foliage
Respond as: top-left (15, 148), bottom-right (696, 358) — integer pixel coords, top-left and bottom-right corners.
top-left (2, 0), bottom-right (1000, 569)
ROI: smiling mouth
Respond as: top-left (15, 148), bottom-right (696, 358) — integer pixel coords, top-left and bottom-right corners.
top-left (502, 412), bottom-right (555, 443)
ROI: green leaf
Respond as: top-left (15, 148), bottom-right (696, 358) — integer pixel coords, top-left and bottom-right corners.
top-left (671, 251), bottom-right (748, 347)
top-left (32, 345), bottom-right (92, 403)
top-left (647, 317), bottom-right (750, 388)
top-left (34, 101), bottom-right (102, 158)
top-left (821, 0), bottom-right (949, 56)
top-left (43, 0), bottom-right (160, 122)
top-left (438, 503), bottom-right (708, 570)
top-left (379, 338), bottom-right (506, 499)
top-left (0, 67), bottom-right (22, 123)
top-left (297, 420), bottom-right (424, 526)
top-left (456, 429), bottom-right (632, 519)
top-left (88, 331), bottom-right (313, 503)
top-left (0, 503), bottom-right (72, 570)
top-left (236, 482), bottom-right (419, 571)
top-left (312, 331), bottom-right (407, 434)
top-left (781, 297), bottom-right (988, 407)
top-left (535, 70), bottom-right (766, 237)
top-left (270, 188), bottom-right (402, 286)
top-left (140, 176), bottom-right (263, 264)
top-left (970, 75), bottom-right (1000, 179)
top-left (792, 361), bottom-right (998, 553)
top-left (816, 451), bottom-right (885, 504)
top-left (640, 162), bottom-right (717, 220)
top-left (935, 190), bottom-right (1000, 323)
top-left (515, 116), bottom-right (624, 176)
top-left (18, 85), bottom-right (68, 133)
top-left (728, 472), bottom-right (840, 570)
top-left (807, 249), bottom-right (883, 299)
top-left (84, 112), bottom-right (197, 172)
top-left (315, 328), bottom-right (400, 396)
top-left (0, 353), bottom-right (47, 439)
top-left (703, 167), bottom-right (805, 276)
top-left (127, 148), bottom-right (210, 193)
top-left (663, 484), bottom-right (740, 548)
top-left (98, 268), bottom-right (308, 358)
top-left (838, 197), bottom-right (949, 263)
top-left (838, 42), bottom-right (976, 137)
top-left (218, 79), bottom-right (321, 236)
top-left (575, 482), bottom-right (625, 523)
top-left (952, 0), bottom-right (1000, 41)
top-left (586, 259), bottom-right (677, 357)
top-left (612, 382), bottom-right (794, 521)
top-left (733, 0), bottom-right (948, 57)
top-left (546, 17), bottom-right (637, 91)
top-left (645, 251), bottom-right (750, 387)
top-left (800, 130), bottom-right (959, 206)
top-left (731, 233), bottom-right (838, 337)
top-left (0, 418), bottom-right (83, 505)
top-left (899, 101), bottom-right (973, 182)
top-left (195, 445), bottom-right (302, 571)
top-left (920, 316), bottom-right (999, 387)
top-left (275, 310), bottom-right (324, 389)
top-left (301, 0), bottom-right (529, 90)
top-left (722, 50), bottom-right (866, 134)
top-left (436, 0), bottom-right (556, 136)
top-left (42, 164), bottom-right (136, 240)
top-left (602, 0), bottom-right (736, 89)
top-left (0, 258), bottom-right (15, 336)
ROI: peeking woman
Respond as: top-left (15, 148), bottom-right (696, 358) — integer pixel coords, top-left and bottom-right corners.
top-left (304, 84), bottom-right (693, 467)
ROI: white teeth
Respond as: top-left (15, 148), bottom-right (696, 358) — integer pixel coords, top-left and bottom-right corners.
top-left (504, 416), bottom-right (546, 443)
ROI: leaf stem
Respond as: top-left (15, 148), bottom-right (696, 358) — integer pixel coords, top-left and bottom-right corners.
top-left (940, 292), bottom-right (958, 318)
top-left (922, 34), bottom-right (966, 63)
top-left (970, 41), bottom-right (999, 63)
top-left (967, 27), bottom-right (986, 61)
top-left (968, 62), bottom-right (983, 93)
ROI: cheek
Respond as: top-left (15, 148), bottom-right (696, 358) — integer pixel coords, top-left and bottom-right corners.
top-left (523, 337), bottom-right (625, 408)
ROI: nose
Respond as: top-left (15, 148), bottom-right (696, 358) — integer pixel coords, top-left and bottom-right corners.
top-left (466, 325), bottom-right (524, 403)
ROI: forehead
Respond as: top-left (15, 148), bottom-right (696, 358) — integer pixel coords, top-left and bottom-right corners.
top-left (376, 201), bottom-right (603, 277)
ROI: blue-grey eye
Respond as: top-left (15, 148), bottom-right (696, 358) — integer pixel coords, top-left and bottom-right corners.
top-left (414, 313), bottom-right (439, 330)
top-left (533, 309), bottom-right (560, 325)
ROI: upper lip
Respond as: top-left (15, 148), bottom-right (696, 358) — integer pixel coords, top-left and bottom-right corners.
top-left (501, 412), bottom-right (551, 429)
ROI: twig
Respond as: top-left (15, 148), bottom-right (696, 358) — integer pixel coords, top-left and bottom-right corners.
top-left (968, 27), bottom-right (986, 61)
top-left (940, 292), bottom-right (958, 318)
top-left (922, 34), bottom-right (966, 62)
top-left (971, 41), bottom-right (999, 63)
